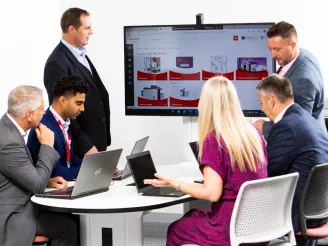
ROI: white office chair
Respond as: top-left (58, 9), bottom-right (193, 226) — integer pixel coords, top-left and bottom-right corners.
top-left (182, 173), bottom-right (299, 246)
top-left (230, 173), bottom-right (299, 246)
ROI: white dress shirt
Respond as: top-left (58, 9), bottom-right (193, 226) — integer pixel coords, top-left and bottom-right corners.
top-left (278, 53), bottom-right (299, 77)
top-left (61, 39), bottom-right (92, 73)
top-left (274, 103), bottom-right (294, 124)
top-left (6, 113), bottom-right (27, 137)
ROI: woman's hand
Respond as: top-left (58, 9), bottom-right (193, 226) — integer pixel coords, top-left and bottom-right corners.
top-left (144, 173), bottom-right (177, 188)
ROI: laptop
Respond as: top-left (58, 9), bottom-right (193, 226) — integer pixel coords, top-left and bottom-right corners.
top-left (189, 141), bottom-right (199, 161)
top-left (189, 141), bottom-right (204, 184)
top-left (126, 151), bottom-right (186, 197)
top-left (113, 136), bottom-right (149, 180)
top-left (36, 149), bottom-right (122, 199)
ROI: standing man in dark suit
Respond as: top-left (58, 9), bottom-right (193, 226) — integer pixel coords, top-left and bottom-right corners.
top-left (28, 76), bottom-right (89, 186)
top-left (44, 7), bottom-right (111, 157)
top-left (0, 86), bottom-right (77, 246)
top-left (254, 21), bottom-right (325, 139)
top-left (256, 75), bottom-right (328, 245)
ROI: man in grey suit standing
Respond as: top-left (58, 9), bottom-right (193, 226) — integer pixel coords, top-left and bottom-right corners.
top-left (0, 86), bottom-right (77, 246)
top-left (254, 21), bottom-right (325, 139)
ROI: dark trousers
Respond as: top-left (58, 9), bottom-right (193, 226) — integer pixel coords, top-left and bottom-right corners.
top-left (36, 211), bottom-right (78, 246)
top-left (295, 235), bottom-right (318, 246)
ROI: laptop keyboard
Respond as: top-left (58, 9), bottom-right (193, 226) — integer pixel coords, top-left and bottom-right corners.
top-left (143, 187), bottom-right (177, 196)
top-left (46, 186), bottom-right (74, 195)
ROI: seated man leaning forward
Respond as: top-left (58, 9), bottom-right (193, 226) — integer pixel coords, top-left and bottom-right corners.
top-left (256, 74), bottom-right (328, 245)
top-left (28, 75), bottom-right (88, 188)
top-left (0, 85), bottom-right (77, 246)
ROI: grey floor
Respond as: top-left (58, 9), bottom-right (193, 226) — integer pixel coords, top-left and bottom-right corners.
top-left (143, 222), bottom-right (168, 246)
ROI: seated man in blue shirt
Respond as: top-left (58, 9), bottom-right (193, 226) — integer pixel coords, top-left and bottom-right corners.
top-left (28, 75), bottom-right (88, 188)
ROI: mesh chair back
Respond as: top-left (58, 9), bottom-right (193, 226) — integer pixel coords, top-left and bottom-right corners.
top-left (300, 163), bottom-right (328, 236)
top-left (230, 173), bottom-right (299, 246)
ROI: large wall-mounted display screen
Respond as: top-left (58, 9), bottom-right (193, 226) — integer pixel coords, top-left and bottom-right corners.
top-left (124, 23), bottom-right (275, 116)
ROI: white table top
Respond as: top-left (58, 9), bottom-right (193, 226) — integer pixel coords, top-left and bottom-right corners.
top-left (31, 162), bottom-right (202, 213)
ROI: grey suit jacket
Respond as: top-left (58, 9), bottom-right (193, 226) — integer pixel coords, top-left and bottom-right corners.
top-left (263, 49), bottom-right (325, 139)
top-left (0, 114), bottom-right (59, 246)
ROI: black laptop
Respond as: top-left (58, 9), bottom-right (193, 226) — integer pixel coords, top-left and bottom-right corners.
top-left (189, 141), bottom-right (204, 184)
top-left (189, 141), bottom-right (199, 161)
top-left (35, 149), bottom-right (122, 199)
top-left (113, 136), bottom-right (149, 180)
top-left (126, 151), bottom-right (186, 197)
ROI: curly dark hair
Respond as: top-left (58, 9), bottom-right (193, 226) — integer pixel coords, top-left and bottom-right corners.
top-left (52, 75), bottom-right (89, 99)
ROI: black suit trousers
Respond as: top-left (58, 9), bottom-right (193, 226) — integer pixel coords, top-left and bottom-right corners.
top-left (36, 211), bottom-right (78, 246)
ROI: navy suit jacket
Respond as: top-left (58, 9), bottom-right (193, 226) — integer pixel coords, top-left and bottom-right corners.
top-left (267, 103), bottom-right (328, 232)
top-left (263, 49), bottom-right (325, 139)
top-left (44, 41), bottom-right (111, 156)
top-left (27, 108), bottom-right (82, 181)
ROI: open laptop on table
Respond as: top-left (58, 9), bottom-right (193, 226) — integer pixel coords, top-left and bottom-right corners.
top-left (126, 151), bottom-right (186, 197)
top-left (189, 141), bottom-right (204, 184)
top-left (35, 149), bottom-right (122, 199)
top-left (113, 136), bottom-right (149, 180)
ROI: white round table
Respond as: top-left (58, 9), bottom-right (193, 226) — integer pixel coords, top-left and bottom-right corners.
top-left (31, 162), bottom-right (202, 246)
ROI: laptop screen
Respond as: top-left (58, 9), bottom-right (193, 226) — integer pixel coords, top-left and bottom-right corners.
top-left (189, 141), bottom-right (199, 163)
top-left (131, 136), bottom-right (149, 155)
top-left (121, 136), bottom-right (149, 176)
top-left (127, 151), bottom-right (157, 191)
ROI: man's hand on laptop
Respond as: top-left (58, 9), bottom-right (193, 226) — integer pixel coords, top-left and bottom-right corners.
top-left (48, 176), bottom-right (68, 189)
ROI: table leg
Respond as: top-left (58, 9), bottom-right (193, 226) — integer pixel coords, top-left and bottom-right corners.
top-left (78, 211), bottom-right (149, 246)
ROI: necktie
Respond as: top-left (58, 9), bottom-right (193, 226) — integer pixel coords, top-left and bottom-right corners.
top-left (81, 53), bottom-right (92, 73)
top-left (276, 66), bottom-right (282, 74)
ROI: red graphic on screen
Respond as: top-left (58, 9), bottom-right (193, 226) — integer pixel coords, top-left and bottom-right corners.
top-left (202, 70), bottom-right (234, 80)
top-left (138, 97), bottom-right (168, 106)
top-left (137, 71), bottom-right (168, 80)
top-left (235, 70), bottom-right (268, 80)
top-left (170, 97), bottom-right (199, 107)
top-left (169, 71), bottom-right (200, 80)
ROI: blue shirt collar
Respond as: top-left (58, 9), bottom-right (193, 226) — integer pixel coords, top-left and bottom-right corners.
top-left (61, 39), bottom-right (87, 58)
top-left (49, 106), bottom-right (71, 129)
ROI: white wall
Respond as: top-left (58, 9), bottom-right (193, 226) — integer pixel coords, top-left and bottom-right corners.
top-left (0, 0), bottom-right (327, 166)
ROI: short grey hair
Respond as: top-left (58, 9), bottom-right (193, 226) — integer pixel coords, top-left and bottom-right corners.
top-left (8, 85), bottom-right (43, 119)
top-left (256, 74), bottom-right (294, 104)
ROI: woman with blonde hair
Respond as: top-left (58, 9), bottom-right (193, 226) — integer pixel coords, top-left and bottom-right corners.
top-left (144, 76), bottom-right (268, 245)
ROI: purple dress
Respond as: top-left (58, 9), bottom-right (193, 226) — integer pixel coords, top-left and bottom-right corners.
top-left (167, 132), bottom-right (268, 246)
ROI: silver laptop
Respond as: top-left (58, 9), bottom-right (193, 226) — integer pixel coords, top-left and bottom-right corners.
top-left (36, 149), bottom-right (122, 199)
top-left (126, 151), bottom-right (186, 197)
top-left (113, 136), bottom-right (149, 180)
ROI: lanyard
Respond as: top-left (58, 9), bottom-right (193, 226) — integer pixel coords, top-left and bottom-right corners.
top-left (52, 113), bottom-right (71, 168)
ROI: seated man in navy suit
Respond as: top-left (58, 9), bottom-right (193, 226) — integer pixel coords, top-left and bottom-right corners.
top-left (256, 74), bottom-right (328, 245)
top-left (28, 75), bottom-right (88, 188)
